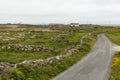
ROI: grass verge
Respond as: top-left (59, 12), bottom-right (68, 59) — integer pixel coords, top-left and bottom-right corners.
top-left (106, 29), bottom-right (120, 80)
top-left (109, 52), bottom-right (120, 80)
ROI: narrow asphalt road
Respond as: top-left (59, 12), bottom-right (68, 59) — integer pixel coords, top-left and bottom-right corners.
top-left (52, 34), bottom-right (114, 80)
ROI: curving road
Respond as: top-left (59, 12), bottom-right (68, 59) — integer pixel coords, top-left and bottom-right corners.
top-left (52, 34), bottom-right (114, 80)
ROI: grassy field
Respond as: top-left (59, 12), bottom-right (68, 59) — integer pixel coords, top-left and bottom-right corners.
top-left (0, 29), bottom-right (88, 63)
top-left (105, 28), bottom-right (120, 45)
top-left (7, 33), bottom-right (96, 80)
top-left (0, 24), bottom-right (98, 80)
top-left (105, 27), bottom-right (120, 80)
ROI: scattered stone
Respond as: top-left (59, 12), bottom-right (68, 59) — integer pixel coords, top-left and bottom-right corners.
top-left (0, 62), bottom-right (14, 74)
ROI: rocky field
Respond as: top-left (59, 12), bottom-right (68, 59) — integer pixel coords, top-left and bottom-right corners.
top-left (0, 24), bottom-right (98, 80)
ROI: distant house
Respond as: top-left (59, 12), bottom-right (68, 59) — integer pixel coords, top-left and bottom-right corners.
top-left (70, 23), bottom-right (80, 27)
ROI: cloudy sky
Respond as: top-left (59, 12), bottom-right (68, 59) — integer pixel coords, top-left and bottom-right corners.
top-left (0, 0), bottom-right (120, 24)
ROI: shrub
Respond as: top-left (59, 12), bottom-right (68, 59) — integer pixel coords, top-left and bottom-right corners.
top-left (8, 68), bottom-right (25, 80)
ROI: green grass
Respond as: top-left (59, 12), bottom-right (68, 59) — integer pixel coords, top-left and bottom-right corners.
top-left (0, 51), bottom-right (56, 64)
top-left (66, 32), bottom-right (87, 42)
top-left (6, 35), bottom-right (96, 80)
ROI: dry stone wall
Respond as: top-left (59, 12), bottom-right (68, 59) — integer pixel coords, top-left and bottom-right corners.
top-left (3, 44), bottom-right (58, 52)
top-left (0, 62), bottom-right (14, 74)
top-left (17, 33), bottom-right (91, 67)
top-left (0, 33), bottom-right (91, 72)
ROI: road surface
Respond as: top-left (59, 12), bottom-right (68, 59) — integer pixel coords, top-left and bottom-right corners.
top-left (52, 34), bottom-right (114, 80)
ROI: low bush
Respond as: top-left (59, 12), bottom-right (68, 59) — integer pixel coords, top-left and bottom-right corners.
top-left (8, 68), bottom-right (25, 80)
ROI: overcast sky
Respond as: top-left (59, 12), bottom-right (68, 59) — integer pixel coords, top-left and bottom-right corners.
top-left (0, 0), bottom-right (120, 24)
